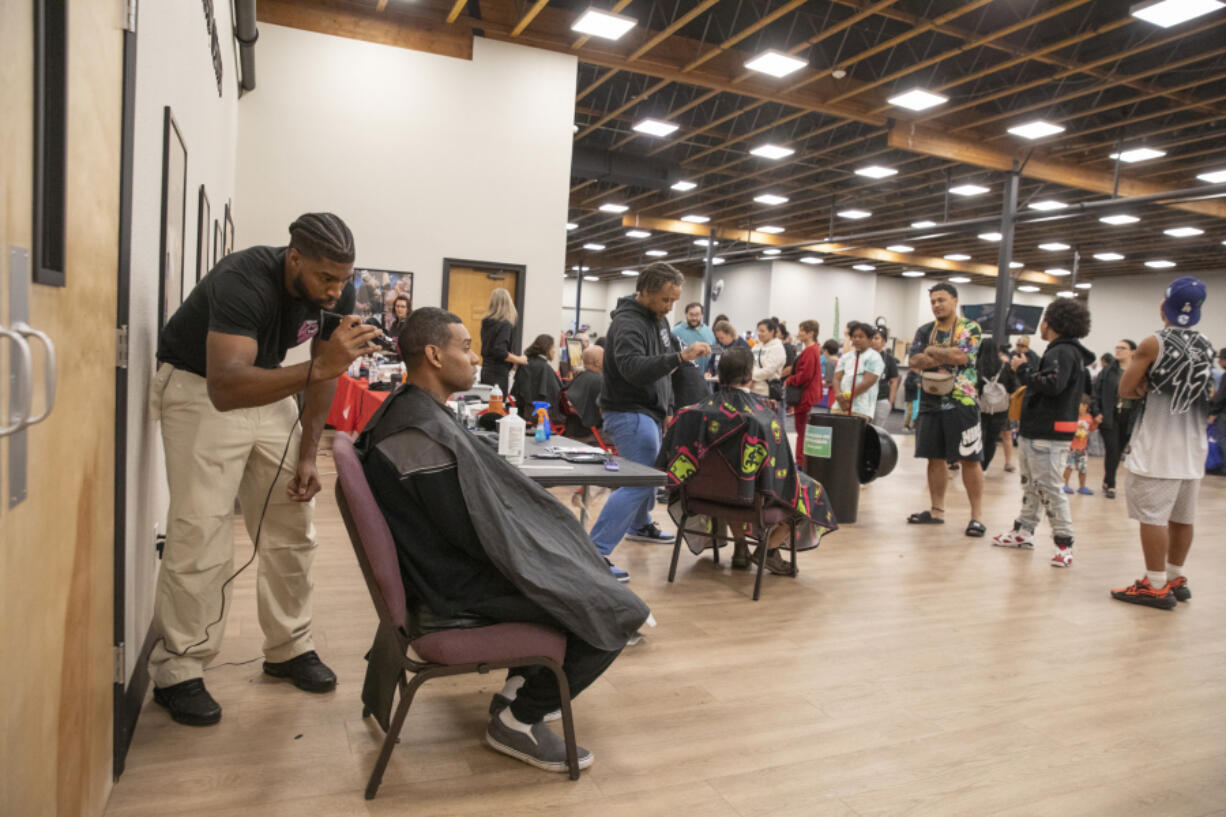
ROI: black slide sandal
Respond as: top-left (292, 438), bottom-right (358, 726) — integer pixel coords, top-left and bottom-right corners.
top-left (965, 520), bottom-right (987, 537)
top-left (907, 510), bottom-right (946, 524)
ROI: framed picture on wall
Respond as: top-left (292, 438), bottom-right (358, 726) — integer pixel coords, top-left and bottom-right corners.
top-left (195, 185), bottom-right (210, 285)
top-left (354, 268), bottom-right (414, 333)
top-left (212, 219), bottom-right (221, 270)
top-left (158, 106), bottom-right (187, 335)
top-left (222, 201), bottom-right (235, 256)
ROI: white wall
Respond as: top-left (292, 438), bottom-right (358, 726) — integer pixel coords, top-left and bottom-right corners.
top-left (1086, 269), bottom-right (1225, 356)
top-left (235, 27), bottom-right (576, 355)
top-left (562, 273), bottom-right (705, 337)
top-left (709, 261), bottom-right (771, 337)
top-left (125, 0), bottom-right (241, 681)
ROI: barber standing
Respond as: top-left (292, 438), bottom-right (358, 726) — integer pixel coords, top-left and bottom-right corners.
top-left (148, 213), bottom-right (380, 726)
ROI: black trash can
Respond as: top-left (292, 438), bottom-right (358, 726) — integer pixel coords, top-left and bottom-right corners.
top-left (804, 412), bottom-right (866, 524)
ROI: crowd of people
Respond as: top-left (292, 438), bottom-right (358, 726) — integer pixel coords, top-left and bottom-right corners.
top-left (148, 215), bottom-right (1221, 776)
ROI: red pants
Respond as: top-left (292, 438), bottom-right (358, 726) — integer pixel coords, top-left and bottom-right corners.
top-left (794, 405), bottom-right (812, 464)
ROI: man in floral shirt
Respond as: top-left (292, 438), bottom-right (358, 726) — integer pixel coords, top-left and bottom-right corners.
top-left (906, 283), bottom-right (987, 537)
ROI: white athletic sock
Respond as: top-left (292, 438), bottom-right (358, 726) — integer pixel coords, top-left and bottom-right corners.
top-left (498, 675), bottom-right (526, 700)
top-left (1146, 569), bottom-right (1167, 588)
top-left (1167, 562), bottom-right (1186, 581)
top-left (498, 706), bottom-right (536, 737)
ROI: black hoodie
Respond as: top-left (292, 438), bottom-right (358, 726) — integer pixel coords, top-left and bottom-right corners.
top-left (1016, 336), bottom-right (1096, 441)
top-left (600, 295), bottom-right (678, 422)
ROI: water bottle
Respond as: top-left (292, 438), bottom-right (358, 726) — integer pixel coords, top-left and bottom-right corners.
top-left (497, 407), bottom-right (525, 465)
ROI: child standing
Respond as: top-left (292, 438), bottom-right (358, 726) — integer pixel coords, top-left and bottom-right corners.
top-left (1062, 395), bottom-right (1098, 494)
top-left (991, 298), bottom-right (1096, 567)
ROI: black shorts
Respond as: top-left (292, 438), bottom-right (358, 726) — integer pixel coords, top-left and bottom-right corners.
top-left (915, 404), bottom-right (983, 463)
top-left (904, 381), bottom-right (919, 403)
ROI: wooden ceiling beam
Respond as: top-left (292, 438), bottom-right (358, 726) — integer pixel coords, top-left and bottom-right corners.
top-left (510, 0), bottom-right (550, 37)
top-left (887, 124), bottom-right (1226, 218)
top-left (258, 0), bottom-right (473, 60)
top-left (445, 0), bottom-right (467, 24)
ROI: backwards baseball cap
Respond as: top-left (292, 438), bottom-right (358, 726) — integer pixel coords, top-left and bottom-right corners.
top-left (1162, 276), bottom-right (1206, 327)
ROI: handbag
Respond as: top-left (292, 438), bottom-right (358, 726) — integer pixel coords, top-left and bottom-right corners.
top-left (1008, 386), bottom-right (1027, 421)
top-left (920, 321), bottom-right (958, 396)
top-left (785, 382), bottom-right (804, 406)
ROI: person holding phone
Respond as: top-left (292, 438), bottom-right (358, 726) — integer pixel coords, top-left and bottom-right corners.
top-left (149, 213), bottom-right (380, 727)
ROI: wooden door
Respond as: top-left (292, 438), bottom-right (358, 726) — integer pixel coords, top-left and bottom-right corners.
top-left (1, 2), bottom-right (122, 815)
top-left (446, 265), bottom-right (519, 359)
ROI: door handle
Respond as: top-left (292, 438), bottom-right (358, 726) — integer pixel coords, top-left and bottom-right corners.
top-left (0, 325), bottom-right (33, 437)
top-left (13, 322), bottom-right (56, 426)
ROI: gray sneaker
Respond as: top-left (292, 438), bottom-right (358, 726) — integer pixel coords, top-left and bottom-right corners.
top-left (485, 715), bottom-right (593, 772)
top-left (488, 693), bottom-right (560, 723)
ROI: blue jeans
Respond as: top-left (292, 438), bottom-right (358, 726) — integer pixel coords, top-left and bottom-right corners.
top-left (589, 410), bottom-right (661, 556)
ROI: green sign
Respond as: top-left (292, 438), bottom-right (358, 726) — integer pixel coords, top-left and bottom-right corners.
top-left (804, 426), bottom-right (832, 459)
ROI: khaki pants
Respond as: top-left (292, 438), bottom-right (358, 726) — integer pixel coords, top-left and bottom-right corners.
top-left (148, 364), bottom-right (317, 688)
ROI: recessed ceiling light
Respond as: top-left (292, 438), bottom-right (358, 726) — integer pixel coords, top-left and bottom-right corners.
top-left (583, 243), bottom-right (605, 251)
top-left (749, 143), bottom-right (795, 160)
top-left (949, 276), bottom-right (972, 283)
top-left (645, 249), bottom-right (668, 257)
top-left (598, 203), bottom-right (628, 213)
top-left (570, 265), bottom-right (591, 271)
top-left (1164, 226), bottom-right (1204, 237)
top-left (911, 220), bottom-right (937, 229)
top-left (979, 232), bottom-right (1003, 241)
top-left (762, 248), bottom-right (781, 256)
top-left (1029, 200), bottom-right (1068, 211)
top-left (1057, 290), bottom-right (1077, 297)
top-left (681, 214), bottom-right (710, 223)
top-left (671, 180), bottom-right (697, 192)
top-left (901, 270), bottom-right (926, 277)
top-left (887, 244), bottom-right (914, 253)
top-left (838, 209), bottom-right (872, 219)
top-left (566, 222), bottom-right (578, 230)
top-left (744, 49), bottom-right (809, 78)
top-left (573, 124), bottom-right (579, 133)
top-left (853, 264), bottom-right (876, 271)
top-left (632, 118), bottom-right (679, 137)
top-left (571, 7), bottom-right (637, 40)
top-left (754, 193), bottom-right (790, 205)
top-left (1075, 282), bottom-right (1093, 289)
top-left (1010, 261), bottom-right (1024, 268)
top-left (712, 257), bottom-right (726, 265)
top-left (950, 184), bottom-right (990, 197)
top-left (621, 269), bottom-right (639, 276)
top-left (1094, 252), bottom-right (1126, 261)
top-left (944, 253), bottom-right (972, 261)
top-left (1008, 120), bottom-right (1066, 140)
top-left (1046, 268), bottom-right (1071, 276)
top-left (626, 229), bottom-right (651, 239)
top-left (1130, 0), bottom-right (1225, 28)
top-left (1110, 147), bottom-right (1167, 163)
top-left (1018, 285), bottom-right (1041, 293)
top-left (1100, 214), bottom-right (1140, 225)
top-left (887, 88), bottom-right (949, 111)
top-left (756, 225), bottom-right (785, 234)
top-left (1039, 242), bottom-right (1071, 251)
top-left (1145, 259), bottom-right (1176, 268)
top-left (1197, 168), bottom-right (1226, 183)
top-left (694, 239), bottom-right (718, 247)
top-left (583, 274), bottom-right (601, 281)
top-left (799, 256), bottom-right (823, 264)
top-left (855, 165), bottom-right (898, 179)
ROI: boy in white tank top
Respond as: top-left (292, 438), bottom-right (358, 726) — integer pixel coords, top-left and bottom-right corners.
top-left (1111, 277), bottom-right (1214, 610)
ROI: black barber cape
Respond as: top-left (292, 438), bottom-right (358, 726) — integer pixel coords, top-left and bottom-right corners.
top-left (355, 385), bottom-right (650, 650)
top-left (657, 387), bottom-right (837, 555)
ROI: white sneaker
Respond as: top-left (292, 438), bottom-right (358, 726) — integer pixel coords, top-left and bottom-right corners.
top-left (991, 529), bottom-right (1035, 549)
top-left (1050, 546), bottom-right (1073, 568)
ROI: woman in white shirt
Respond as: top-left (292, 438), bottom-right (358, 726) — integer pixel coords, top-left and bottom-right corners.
top-left (752, 317), bottom-right (788, 428)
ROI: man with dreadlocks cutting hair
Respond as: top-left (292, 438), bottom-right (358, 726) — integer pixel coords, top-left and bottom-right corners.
top-left (149, 213), bottom-right (381, 726)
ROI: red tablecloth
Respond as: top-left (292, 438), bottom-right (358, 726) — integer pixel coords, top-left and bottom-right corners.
top-left (327, 374), bottom-right (390, 433)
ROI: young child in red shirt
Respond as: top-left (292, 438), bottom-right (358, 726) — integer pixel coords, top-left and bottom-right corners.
top-left (1062, 394), bottom-right (1098, 495)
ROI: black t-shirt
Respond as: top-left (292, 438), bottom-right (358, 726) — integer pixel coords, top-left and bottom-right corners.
top-left (157, 245), bottom-right (355, 377)
top-left (877, 350), bottom-right (899, 400)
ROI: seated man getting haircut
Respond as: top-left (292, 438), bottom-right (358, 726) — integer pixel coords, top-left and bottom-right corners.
top-left (565, 345), bottom-right (605, 438)
top-left (356, 308), bottom-right (650, 772)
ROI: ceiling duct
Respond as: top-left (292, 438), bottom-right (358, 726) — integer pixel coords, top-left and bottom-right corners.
top-left (571, 146), bottom-right (681, 190)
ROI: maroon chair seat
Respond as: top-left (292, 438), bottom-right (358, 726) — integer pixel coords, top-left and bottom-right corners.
top-left (331, 432), bottom-right (582, 799)
top-left (412, 623), bottom-right (565, 667)
top-left (667, 452), bottom-right (798, 601)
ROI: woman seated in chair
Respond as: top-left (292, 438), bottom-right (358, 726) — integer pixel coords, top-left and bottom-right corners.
top-left (510, 333), bottom-right (564, 429)
top-left (658, 346), bottom-right (837, 576)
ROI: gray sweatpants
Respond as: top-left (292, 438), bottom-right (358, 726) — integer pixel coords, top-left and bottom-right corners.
top-left (1014, 436), bottom-right (1074, 543)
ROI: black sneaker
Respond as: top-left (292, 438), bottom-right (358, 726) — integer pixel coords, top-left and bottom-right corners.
top-left (604, 557), bottom-right (630, 582)
top-left (152, 678), bottom-right (222, 726)
top-left (625, 522), bottom-right (673, 543)
top-left (262, 650), bottom-right (337, 693)
top-left (1167, 576), bottom-right (1191, 602)
top-left (486, 715), bottom-right (593, 772)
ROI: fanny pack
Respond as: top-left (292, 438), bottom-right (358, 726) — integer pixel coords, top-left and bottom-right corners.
top-left (920, 321), bottom-right (959, 395)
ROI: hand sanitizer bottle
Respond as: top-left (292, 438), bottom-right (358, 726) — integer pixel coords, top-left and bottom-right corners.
top-left (497, 407), bottom-right (525, 465)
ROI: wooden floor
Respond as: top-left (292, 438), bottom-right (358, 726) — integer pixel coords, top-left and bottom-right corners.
top-left (105, 430), bottom-right (1226, 817)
